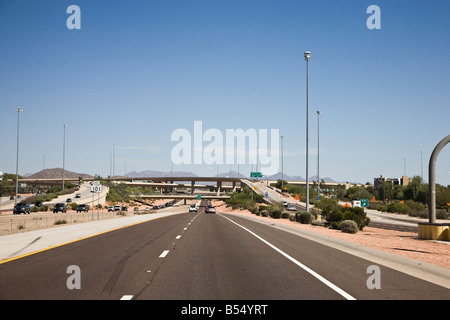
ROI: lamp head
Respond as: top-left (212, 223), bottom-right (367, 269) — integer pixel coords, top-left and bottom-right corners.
top-left (304, 51), bottom-right (311, 61)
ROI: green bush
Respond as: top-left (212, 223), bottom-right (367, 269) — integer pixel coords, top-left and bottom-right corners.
top-left (270, 209), bottom-right (282, 219)
top-left (340, 220), bottom-right (358, 234)
top-left (298, 212), bottom-right (313, 224)
top-left (326, 209), bottom-right (343, 223)
top-left (387, 202), bottom-right (409, 215)
top-left (281, 212), bottom-right (290, 219)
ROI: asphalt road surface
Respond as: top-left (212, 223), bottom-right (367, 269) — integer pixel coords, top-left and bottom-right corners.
top-left (0, 204), bottom-right (449, 301)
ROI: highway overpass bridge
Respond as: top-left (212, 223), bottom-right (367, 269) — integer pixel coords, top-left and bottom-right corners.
top-left (15, 176), bottom-right (356, 193)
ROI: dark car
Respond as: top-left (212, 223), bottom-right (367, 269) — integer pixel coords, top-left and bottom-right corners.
top-left (53, 203), bottom-right (67, 213)
top-left (34, 201), bottom-right (43, 207)
top-left (13, 202), bottom-right (31, 214)
top-left (76, 204), bottom-right (89, 212)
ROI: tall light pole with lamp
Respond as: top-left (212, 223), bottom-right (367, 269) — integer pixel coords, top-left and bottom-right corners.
top-left (304, 51), bottom-right (311, 212)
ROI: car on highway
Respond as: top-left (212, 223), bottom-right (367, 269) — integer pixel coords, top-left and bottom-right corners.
top-left (53, 203), bottom-right (67, 213)
top-left (189, 204), bottom-right (198, 213)
top-left (287, 203), bottom-right (296, 211)
top-left (13, 202), bottom-right (31, 214)
top-left (34, 201), bottom-right (43, 207)
top-left (66, 198), bottom-right (72, 203)
top-left (205, 205), bottom-right (216, 214)
top-left (152, 205), bottom-right (159, 210)
top-left (76, 204), bottom-right (89, 212)
top-left (75, 193), bottom-right (81, 198)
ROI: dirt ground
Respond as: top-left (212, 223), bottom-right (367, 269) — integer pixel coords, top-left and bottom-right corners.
top-left (219, 204), bottom-right (449, 270)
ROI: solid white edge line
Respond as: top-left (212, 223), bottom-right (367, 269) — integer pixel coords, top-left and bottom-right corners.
top-left (120, 295), bottom-right (133, 300)
top-left (220, 214), bottom-right (356, 300)
top-left (159, 250), bottom-right (169, 258)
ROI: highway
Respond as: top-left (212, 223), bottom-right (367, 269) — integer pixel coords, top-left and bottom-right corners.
top-left (0, 202), bottom-right (448, 301)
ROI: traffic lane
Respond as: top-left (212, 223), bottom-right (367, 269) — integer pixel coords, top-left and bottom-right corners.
top-left (221, 214), bottom-right (450, 300)
top-left (136, 212), bottom-right (347, 300)
top-left (0, 212), bottom-right (194, 299)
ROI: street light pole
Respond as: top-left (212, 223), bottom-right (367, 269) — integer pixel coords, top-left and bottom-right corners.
top-left (62, 124), bottom-right (67, 191)
top-left (304, 51), bottom-right (311, 212)
top-left (280, 135), bottom-right (284, 191)
top-left (315, 110), bottom-right (321, 200)
top-left (14, 107), bottom-right (23, 207)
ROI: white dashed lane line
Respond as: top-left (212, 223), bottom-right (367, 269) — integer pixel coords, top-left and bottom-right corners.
top-left (159, 250), bottom-right (170, 258)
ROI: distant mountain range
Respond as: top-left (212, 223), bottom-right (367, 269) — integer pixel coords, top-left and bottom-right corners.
top-left (24, 168), bottom-right (337, 183)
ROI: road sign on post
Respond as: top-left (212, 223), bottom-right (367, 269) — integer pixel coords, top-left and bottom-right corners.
top-left (90, 181), bottom-right (102, 193)
top-left (90, 185), bottom-right (102, 193)
top-left (361, 199), bottom-right (369, 207)
top-left (250, 172), bottom-right (262, 178)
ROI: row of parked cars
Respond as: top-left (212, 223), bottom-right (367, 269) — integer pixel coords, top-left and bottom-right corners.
top-left (12, 202), bottom-right (89, 214)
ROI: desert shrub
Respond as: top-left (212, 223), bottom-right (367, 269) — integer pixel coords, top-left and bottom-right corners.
top-left (270, 209), bottom-right (282, 219)
top-left (387, 202), bottom-right (409, 215)
top-left (326, 209), bottom-right (343, 223)
top-left (249, 206), bottom-right (258, 214)
top-left (311, 219), bottom-right (326, 227)
top-left (281, 212), bottom-right (290, 219)
top-left (297, 212), bottom-right (313, 224)
top-left (340, 220), bottom-right (358, 234)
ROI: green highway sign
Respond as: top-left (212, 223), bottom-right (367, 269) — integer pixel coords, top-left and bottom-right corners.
top-left (196, 195), bottom-right (202, 200)
top-left (361, 199), bottom-right (369, 207)
top-left (250, 172), bottom-right (262, 178)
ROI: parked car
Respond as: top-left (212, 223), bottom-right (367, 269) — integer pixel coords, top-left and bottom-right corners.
top-left (152, 205), bottom-right (159, 210)
top-left (205, 205), bottom-right (216, 214)
top-left (53, 203), bottom-right (67, 213)
top-left (189, 204), bottom-right (198, 213)
top-left (134, 207), bottom-right (139, 212)
top-left (13, 202), bottom-right (31, 214)
top-left (114, 205), bottom-right (122, 211)
top-left (76, 204), bottom-right (89, 212)
top-left (108, 206), bottom-right (114, 212)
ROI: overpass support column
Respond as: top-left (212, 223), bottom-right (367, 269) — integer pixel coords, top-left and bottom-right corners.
top-left (232, 181), bottom-right (236, 192)
top-left (191, 181), bottom-right (195, 194)
top-left (217, 181), bottom-right (222, 196)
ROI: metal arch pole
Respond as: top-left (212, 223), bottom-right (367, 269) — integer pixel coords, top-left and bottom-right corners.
top-left (428, 134), bottom-right (450, 223)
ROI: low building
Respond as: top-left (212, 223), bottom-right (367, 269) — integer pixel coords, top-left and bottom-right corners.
top-left (374, 175), bottom-right (409, 189)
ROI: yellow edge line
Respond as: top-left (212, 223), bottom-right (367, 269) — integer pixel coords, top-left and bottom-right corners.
top-left (0, 215), bottom-right (166, 265)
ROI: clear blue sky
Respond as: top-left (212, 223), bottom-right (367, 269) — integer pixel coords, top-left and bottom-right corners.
top-left (1, 0), bottom-right (449, 185)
